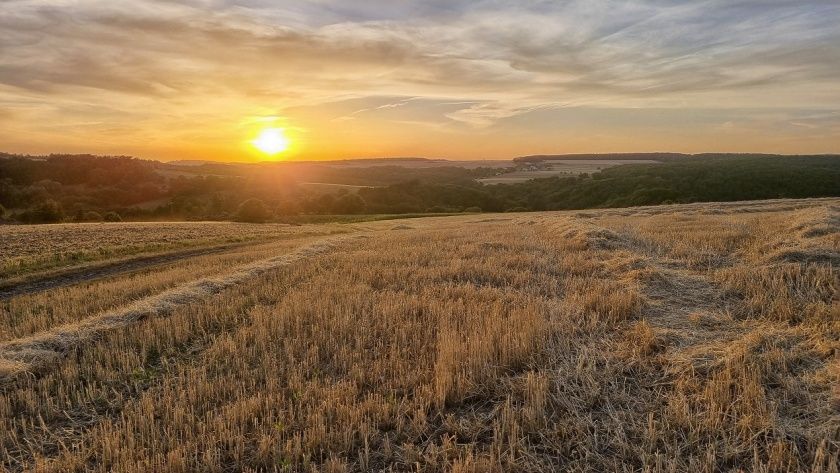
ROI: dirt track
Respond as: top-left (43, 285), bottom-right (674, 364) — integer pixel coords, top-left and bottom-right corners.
top-left (0, 235), bottom-right (358, 381)
top-left (0, 243), bottom-right (248, 300)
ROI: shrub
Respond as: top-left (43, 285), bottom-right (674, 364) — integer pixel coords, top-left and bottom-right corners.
top-left (464, 206), bottom-right (482, 213)
top-left (103, 211), bottom-right (122, 222)
top-left (23, 199), bottom-right (64, 223)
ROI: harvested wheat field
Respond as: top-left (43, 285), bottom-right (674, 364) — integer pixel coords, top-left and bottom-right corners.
top-left (1, 198), bottom-right (838, 472)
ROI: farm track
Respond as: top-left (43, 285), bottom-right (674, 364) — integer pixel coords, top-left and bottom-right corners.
top-left (605, 225), bottom-right (745, 346)
top-left (0, 241), bottom-right (257, 300)
top-left (0, 234), bottom-right (362, 383)
top-left (639, 265), bottom-right (744, 346)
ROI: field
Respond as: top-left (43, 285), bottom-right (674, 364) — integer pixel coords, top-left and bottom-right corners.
top-left (0, 222), bottom-right (350, 281)
top-left (1, 198), bottom-right (838, 472)
top-left (478, 159), bottom-right (660, 184)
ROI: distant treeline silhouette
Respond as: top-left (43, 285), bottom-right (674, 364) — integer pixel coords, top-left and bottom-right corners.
top-left (0, 153), bottom-right (837, 223)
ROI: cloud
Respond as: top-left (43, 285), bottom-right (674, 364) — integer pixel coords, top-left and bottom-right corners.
top-left (0, 0), bottom-right (838, 159)
top-left (3, 1), bottom-right (837, 100)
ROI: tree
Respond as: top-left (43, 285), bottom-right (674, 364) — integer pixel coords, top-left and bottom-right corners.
top-left (103, 211), bottom-right (122, 222)
top-left (235, 199), bottom-right (271, 223)
top-left (331, 194), bottom-right (366, 214)
top-left (26, 199), bottom-right (64, 223)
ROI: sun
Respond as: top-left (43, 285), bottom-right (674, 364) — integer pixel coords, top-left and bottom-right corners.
top-left (252, 127), bottom-right (290, 155)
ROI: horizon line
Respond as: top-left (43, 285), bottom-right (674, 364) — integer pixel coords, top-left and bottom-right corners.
top-left (4, 151), bottom-right (840, 166)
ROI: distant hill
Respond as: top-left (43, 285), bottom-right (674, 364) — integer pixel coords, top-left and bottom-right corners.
top-left (2, 152), bottom-right (838, 223)
top-left (169, 157), bottom-right (443, 167)
top-left (494, 154), bottom-right (840, 210)
top-left (513, 153), bottom-right (840, 164)
top-left (167, 160), bottom-right (221, 167)
top-left (515, 153), bottom-right (687, 163)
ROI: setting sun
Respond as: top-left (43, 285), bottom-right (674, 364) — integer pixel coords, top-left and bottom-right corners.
top-left (252, 128), bottom-right (290, 155)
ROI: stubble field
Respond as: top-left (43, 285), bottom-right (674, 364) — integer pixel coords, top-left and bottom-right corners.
top-left (1, 198), bottom-right (838, 472)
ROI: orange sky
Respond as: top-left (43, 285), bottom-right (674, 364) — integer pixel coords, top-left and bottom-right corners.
top-left (1, 1), bottom-right (838, 162)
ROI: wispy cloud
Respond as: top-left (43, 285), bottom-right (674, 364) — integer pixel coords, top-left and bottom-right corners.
top-left (0, 0), bottom-right (837, 159)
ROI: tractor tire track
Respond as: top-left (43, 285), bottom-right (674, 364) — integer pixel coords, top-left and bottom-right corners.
top-left (0, 242), bottom-right (257, 300)
top-left (540, 216), bottom-right (743, 349)
top-left (0, 234), bottom-right (361, 383)
top-left (573, 218), bottom-right (745, 346)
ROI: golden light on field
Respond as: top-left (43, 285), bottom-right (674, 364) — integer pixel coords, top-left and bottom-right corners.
top-left (3, 200), bottom-right (838, 470)
top-left (252, 128), bottom-right (290, 156)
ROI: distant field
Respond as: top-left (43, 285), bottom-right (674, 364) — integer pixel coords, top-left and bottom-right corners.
top-left (320, 159), bottom-right (514, 169)
top-left (479, 159), bottom-right (661, 184)
top-left (1, 198), bottom-right (838, 471)
top-left (297, 182), bottom-right (376, 193)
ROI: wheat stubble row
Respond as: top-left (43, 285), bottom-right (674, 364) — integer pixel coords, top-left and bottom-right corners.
top-left (1, 199), bottom-right (838, 472)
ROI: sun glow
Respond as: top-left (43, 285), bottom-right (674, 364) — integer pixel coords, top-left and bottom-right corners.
top-left (252, 128), bottom-right (290, 155)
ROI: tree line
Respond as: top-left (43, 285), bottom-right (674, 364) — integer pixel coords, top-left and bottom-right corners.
top-left (1, 154), bottom-right (837, 223)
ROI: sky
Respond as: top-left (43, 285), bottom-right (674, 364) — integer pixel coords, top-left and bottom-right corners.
top-left (1, 0), bottom-right (838, 162)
